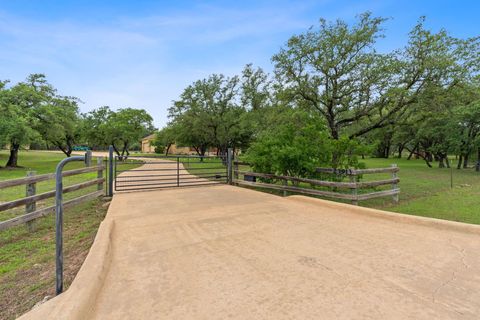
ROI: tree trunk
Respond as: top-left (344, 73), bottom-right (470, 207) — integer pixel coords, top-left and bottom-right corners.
top-left (425, 152), bottom-right (433, 162)
top-left (476, 147), bottom-right (480, 172)
top-left (193, 146), bottom-right (200, 156)
top-left (463, 154), bottom-right (469, 168)
top-left (200, 146), bottom-right (207, 162)
top-left (407, 149), bottom-right (414, 160)
top-left (406, 146), bottom-right (431, 168)
top-left (407, 144), bottom-right (418, 160)
top-left (119, 142), bottom-right (128, 160)
top-left (438, 154), bottom-right (449, 168)
top-left (385, 143), bottom-right (390, 158)
top-left (397, 144), bottom-right (404, 158)
top-left (165, 143), bottom-right (172, 156)
top-left (438, 157), bottom-right (445, 168)
top-left (6, 143), bottom-right (20, 167)
top-left (329, 120), bottom-right (339, 140)
top-left (112, 143), bottom-right (121, 157)
top-left (66, 139), bottom-right (73, 157)
top-left (193, 145), bottom-right (207, 161)
top-left (424, 158), bottom-right (432, 168)
top-left (457, 154), bottom-right (463, 169)
top-left (56, 143), bottom-right (72, 157)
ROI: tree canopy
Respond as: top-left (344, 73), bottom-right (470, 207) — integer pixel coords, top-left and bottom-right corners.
top-left (2, 12), bottom-right (480, 173)
top-left (0, 75), bottom-right (155, 166)
top-left (162, 13), bottom-right (480, 171)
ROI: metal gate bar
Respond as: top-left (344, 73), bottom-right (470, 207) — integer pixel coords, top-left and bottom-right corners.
top-left (114, 154), bottom-right (229, 192)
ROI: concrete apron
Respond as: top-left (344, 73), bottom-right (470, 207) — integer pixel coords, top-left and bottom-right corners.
top-left (18, 185), bottom-right (480, 320)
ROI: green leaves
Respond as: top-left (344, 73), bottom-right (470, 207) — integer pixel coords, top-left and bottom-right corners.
top-left (168, 73), bottom-right (252, 154)
top-left (272, 12), bottom-right (479, 141)
top-left (244, 108), bottom-right (359, 176)
top-left (82, 107), bottom-right (154, 155)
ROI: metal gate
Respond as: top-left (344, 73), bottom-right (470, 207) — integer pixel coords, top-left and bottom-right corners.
top-left (113, 153), bottom-right (230, 192)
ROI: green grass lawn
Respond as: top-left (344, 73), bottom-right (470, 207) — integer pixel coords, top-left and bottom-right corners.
top-left (0, 151), bottom-right (109, 222)
top-left (0, 150), bottom-right (112, 319)
top-left (359, 157), bottom-right (480, 224)
top-left (180, 157), bottom-right (228, 181)
top-left (0, 199), bottom-right (108, 320)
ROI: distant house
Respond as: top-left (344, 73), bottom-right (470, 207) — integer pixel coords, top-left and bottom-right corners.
top-left (140, 134), bottom-right (156, 153)
top-left (140, 134), bottom-right (194, 154)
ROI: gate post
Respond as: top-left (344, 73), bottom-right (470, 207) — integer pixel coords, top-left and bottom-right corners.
top-left (55, 151), bottom-right (91, 295)
top-left (177, 157), bottom-right (180, 187)
top-left (227, 148), bottom-right (233, 185)
top-left (108, 146), bottom-right (114, 197)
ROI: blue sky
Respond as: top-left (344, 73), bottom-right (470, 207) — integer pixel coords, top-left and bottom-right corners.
top-left (1, 0), bottom-right (479, 127)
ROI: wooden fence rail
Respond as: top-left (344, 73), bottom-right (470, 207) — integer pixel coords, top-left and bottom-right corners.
top-left (233, 162), bottom-right (400, 205)
top-left (0, 165), bottom-right (105, 189)
top-left (0, 160), bottom-right (105, 232)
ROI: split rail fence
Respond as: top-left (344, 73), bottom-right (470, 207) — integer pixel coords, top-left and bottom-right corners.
top-left (0, 158), bottom-right (105, 231)
top-left (233, 161), bottom-right (399, 205)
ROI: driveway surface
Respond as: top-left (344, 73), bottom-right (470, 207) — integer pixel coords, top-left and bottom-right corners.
top-left (18, 158), bottom-right (480, 320)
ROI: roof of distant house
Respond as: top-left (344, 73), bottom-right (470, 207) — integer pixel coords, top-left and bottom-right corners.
top-left (141, 134), bottom-right (156, 141)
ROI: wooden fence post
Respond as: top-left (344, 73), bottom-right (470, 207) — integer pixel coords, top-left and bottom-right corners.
top-left (26, 171), bottom-right (37, 231)
top-left (391, 164), bottom-right (399, 203)
top-left (234, 160), bottom-right (239, 183)
top-left (283, 179), bottom-right (287, 197)
top-left (350, 174), bottom-right (358, 205)
top-left (97, 157), bottom-right (104, 193)
top-left (227, 148), bottom-right (233, 185)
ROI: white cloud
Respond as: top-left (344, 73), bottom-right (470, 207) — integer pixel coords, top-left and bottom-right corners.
top-left (0, 2), bottom-right (325, 127)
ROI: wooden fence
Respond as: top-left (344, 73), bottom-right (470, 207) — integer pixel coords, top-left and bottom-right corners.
top-left (233, 161), bottom-right (399, 205)
top-left (0, 158), bottom-right (105, 231)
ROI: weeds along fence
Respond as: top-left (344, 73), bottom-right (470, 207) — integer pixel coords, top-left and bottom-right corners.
top-left (233, 161), bottom-right (400, 205)
top-left (0, 158), bottom-right (105, 231)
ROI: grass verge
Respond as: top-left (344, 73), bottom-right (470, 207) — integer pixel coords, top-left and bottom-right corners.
top-left (0, 198), bottom-right (109, 320)
top-left (0, 151), bottom-right (120, 319)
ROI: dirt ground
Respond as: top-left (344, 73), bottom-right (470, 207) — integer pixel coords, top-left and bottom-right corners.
top-left (18, 181), bottom-right (480, 319)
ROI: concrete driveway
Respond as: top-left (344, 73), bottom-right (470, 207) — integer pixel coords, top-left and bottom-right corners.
top-left (19, 182), bottom-right (480, 319)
